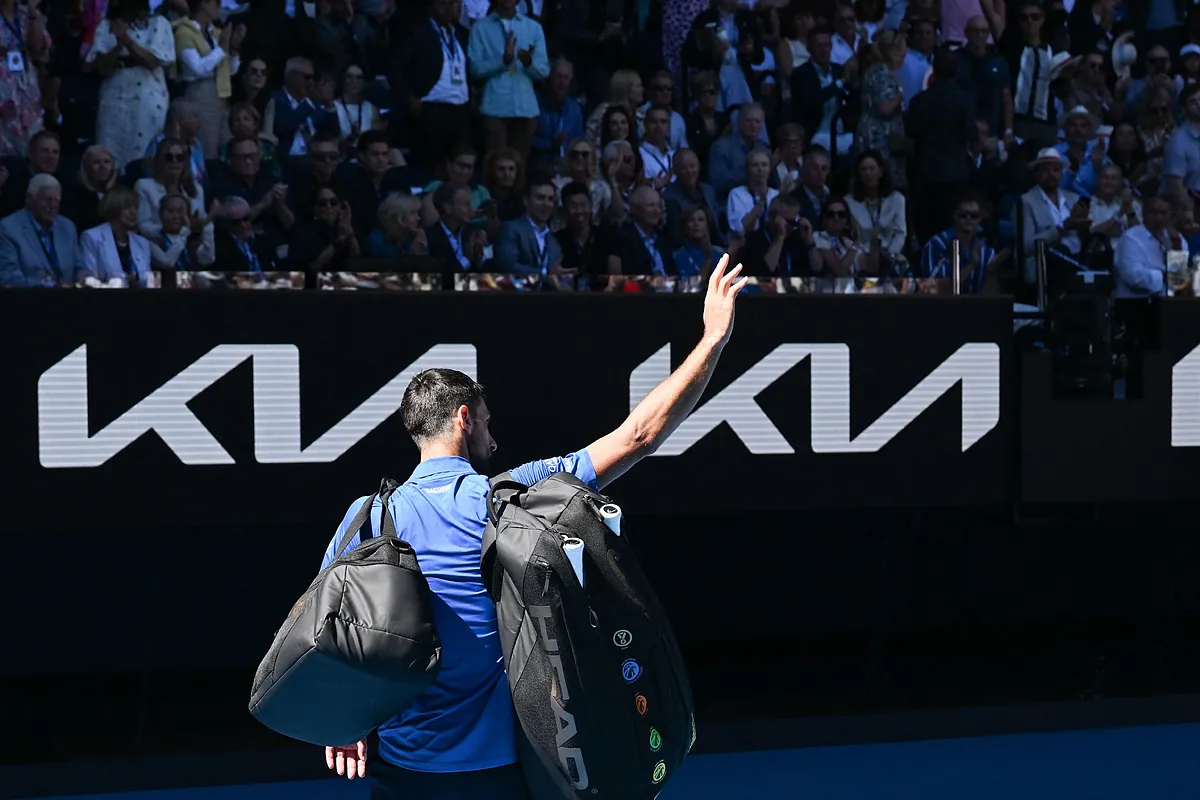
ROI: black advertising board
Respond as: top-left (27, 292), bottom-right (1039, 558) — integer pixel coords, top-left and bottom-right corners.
top-left (0, 291), bottom-right (1013, 532)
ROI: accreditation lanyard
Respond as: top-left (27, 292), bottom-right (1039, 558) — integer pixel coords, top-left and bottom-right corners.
top-left (531, 219), bottom-right (549, 275)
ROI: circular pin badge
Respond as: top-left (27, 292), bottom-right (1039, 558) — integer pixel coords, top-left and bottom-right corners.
top-left (649, 727), bottom-right (662, 752)
top-left (613, 629), bottom-right (633, 648)
top-left (635, 694), bottom-right (648, 716)
top-left (652, 761), bottom-right (667, 784)
top-left (621, 658), bottom-right (642, 683)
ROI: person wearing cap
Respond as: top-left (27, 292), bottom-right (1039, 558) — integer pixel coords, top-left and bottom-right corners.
top-left (1054, 105), bottom-right (1108, 197)
top-left (1017, 147), bottom-right (1089, 284)
top-left (1066, 49), bottom-right (1129, 125)
top-left (1123, 44), bottom-right (1184, 112)
top-left (1114, 195), bottom-right (1185, 299)
top-left (1179, 44), bottom-right (1200, 85)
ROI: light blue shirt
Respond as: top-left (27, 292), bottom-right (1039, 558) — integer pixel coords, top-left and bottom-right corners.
top-left (320, 450), bottom-right (598, 772)
top-left (897, 50), bottom-right (931, 109)
top-left (468, 12), bottom-right (550, 119)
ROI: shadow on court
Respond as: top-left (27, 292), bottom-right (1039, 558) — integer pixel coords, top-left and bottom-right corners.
top-left (25, 723), bottom-right (1200, 800)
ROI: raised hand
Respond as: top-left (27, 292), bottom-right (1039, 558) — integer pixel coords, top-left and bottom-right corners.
top-left (702, 254), bottom-right (749, 346)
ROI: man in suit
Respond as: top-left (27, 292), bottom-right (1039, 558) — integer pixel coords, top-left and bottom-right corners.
top-left (390, 0), bottom-right (473, 170)
top-left (213, 197), bottom-right (282, 272)
top-left (1017, 148), bottom-right (1088, 286)
top-left (495, 174), bottom-right (562, 274)
top-left (789, 146), bottom-right (831, 226)
top-left (707, 102), bottom-right (766, 203)
top-left (426, 181), bottom-right (486, 286)
top-left (0, 174), bottom-right (85, 287)
top-left (790, 27), bottom-right (855, 160)
top-left (608, 186), bottom-right (674, 275)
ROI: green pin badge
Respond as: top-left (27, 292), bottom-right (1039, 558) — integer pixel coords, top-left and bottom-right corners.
top-left (652, 761), bottom-right (667, 784)
top-left (649, 727), bottom-right (662, 752)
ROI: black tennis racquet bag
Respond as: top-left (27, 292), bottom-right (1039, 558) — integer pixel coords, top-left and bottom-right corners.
top-left (483, 472), bottom-right (695, 800)
top-left (249, 478), bottom-right (441, 747)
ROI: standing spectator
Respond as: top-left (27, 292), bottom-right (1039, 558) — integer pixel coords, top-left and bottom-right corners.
top-left (469, 0), bottom-right (549, 167)
top-left (682, 0), bottom-right (759, 113)
top-left (81, 185), bottom-right (152, 285)
top-left (85, 0), bottom-right (175, 171)
top-left (791, 27), bottom-right (854, 159)
top-left (389, 0), bottom-right (472, 171)
top-left (62, 144), bottom-right (117, 232)
top-left (0, 0), bottom-right (49, 157)
top-left (532, 58), bottom-right (584, 164)
top-left (957, 16), bottom-right (1013, 144)
top-left (855, 30), bottom-right (907, 189)
top-left (897, 18), bottom-right (935, 106)
top-left (907, 49), bottom-right (977, 242)
top-left (982, 0), bottom-right (1062, 150)
top-left (1114, 195), bottom-right (1181, 298)
top-left (829, 1), bottom-right (862, 67)
top-left (684, 71), bottom-right (728, 174)
top-left (332, 63), bottom-right (381, 151)
top-left (0, 174), bottom-right (81, 287)
top-left (173, 0), bottom-right (244, 159)
top-left (918, 193), bottom-right (1006, 294)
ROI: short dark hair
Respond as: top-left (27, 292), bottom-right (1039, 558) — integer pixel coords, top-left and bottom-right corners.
top-left (433, 181), bottom-right (470, 215)
top-left (808, 25), bottom-right (834, 44)
top-left (401, 369), bottom-right (487, 444)
top-left (357, 130), bottom-right (390, 152)
top-left (560, 181), bottom-right (591, 204)
top-left (526, 168), bottom-right (557, 197)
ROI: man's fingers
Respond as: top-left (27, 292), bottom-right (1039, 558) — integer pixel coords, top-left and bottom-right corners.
top-left (335, 750), bottom-right (345, 776)
top-left (732, 276), bottom-right (749, 293)
top-left (346, 756), bottom-right (358, 780)
top-left (709, 254), bottom-right (728, 289)
top-left (720, 263), bottom-right (743, 292)
top-left (358, 755), bottom-right (367, 778)
top-left (325, 747), bottom-right (335, 770)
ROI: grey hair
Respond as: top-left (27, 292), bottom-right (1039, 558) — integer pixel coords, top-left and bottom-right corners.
top-left (285, 57), bottom-right (313, 76)
top-left (219, 196), bottom-right (252, 221)
top-left (601, 139), bottom-right (632, 165)
top-left (26, 173), bottom-right (61, 197)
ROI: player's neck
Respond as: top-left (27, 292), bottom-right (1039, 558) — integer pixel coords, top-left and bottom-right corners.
top-left (420, 441), bottom-right (470, 463)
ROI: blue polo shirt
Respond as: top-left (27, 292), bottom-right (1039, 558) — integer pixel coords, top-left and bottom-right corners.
top-left (320, 450), bottom-right (599, 772)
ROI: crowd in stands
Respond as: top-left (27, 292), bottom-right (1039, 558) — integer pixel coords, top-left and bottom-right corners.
top-left (0, 0), bottom-right (1195, 296)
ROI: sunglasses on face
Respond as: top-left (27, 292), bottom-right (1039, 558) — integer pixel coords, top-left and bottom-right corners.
top-left (651, 83), bottom-right (673, 92)
top-left (825, 209), bottom-right (847, 218)
top-left (957, 209), bottom-right (981, 219)
top-left (1020, 13), bottom-right (1042, 22)
top-left (163, 151), bottom-right (185, 162)
top-left (310, 152), bottom-right (340, 162)
top-left (316, 197), bottom-right (340, 207)
top-left (570, 149), bottom-right (591, 158)
top-left (248, 66), bottom-right (266, 77)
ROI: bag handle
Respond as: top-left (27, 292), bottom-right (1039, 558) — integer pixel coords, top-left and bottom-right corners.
top-left (483, 474), bottom-right (527, 603)
top-left (333, 478), bottom-right (401, 560)
top-left (486, 474), bottom-right (527, 527)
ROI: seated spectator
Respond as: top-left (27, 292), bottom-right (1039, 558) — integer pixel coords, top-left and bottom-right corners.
top-left (663, 149), bottom-right (722, 246)
top-left (426, 181), bottom-right (487, 279)
top-left (770, 123), bottom-right (805, 189)
top-left (554, 181), bottom-right (608, 276)
top-left (584, 68), bottom-right (643, 147)
top-left (637, 70), bottom-right (688, 151)
top-left (1055, 106), bottom-right (1104, 197)
top-left (149, 192), bottom-right (216, 268)
top-left (532, 58), bottom-right (584, 165)
top-left (212, 195), bottom-right (281, 271)
top-left (599, 104), bottom-right (639, 153)
top-left (84, 0), bottom-right (175, 172)
top-left (708, 101), bottom-right (766, 202)
top-left (814, 197), bottom-right (876, 277)
top-left (607, 186), bottom-right (673, 275)
top-left (844, 150), bottom-right (907, 271)
top-left (671, 205), bottom-right (725, 278)
top-left (1018, 148), bottom-right (1088, 284)
top-left (343, 130), bottom-right (411, 241)
top-left (640, 105), bottom-right (677, 185)
top-left (145, 100), bottom-right (206, 186)
top-left (552, 139), bottom-right (608, 226)
top-left (725, 147), bottom-right (781, 239)
top-left (495, 174), bottom-right (561, 274)
top-left (284, 132), bottom-right (343, 221)
top-left (481, 147), bottom-right (527, 228)
top-left (333, 63), bottom-right (382, 151)
top-left (598, 140), bottom-right (637, 224)
top-left (136, 138), bottom-right (206, 237)
top-left (0, 130), bottom-right (62, 217)
top-left (789, 145), bottom-right (830, 224)
top-left (468, 0), bottom-right (548, 166)
top-left (287, 185), bottom-right (361, 270)
top-left (221, 102), bottom-right (281, 182)
top-left (420, 144), bottom-right (491, 227)
top-left (81, 186), bottom-right (153, 286)
top-left (917, 193), bottom-right (1007, 295)
top-left (1114, 195), bottom-right (1183, 299)
top-left (205, 136), bottom-right (295, 242)
top-left (1087, 164), bottom-right (1142, 254)
top-left (1164, 83), bottom-right (1200, 224)
top-left (367, 193), bottom-right (427, 257)
top-left (738, 195), bottom-right (818, 278)
top-left (231, 57), bottom-right (270, 117)
top-left (683, 71), bottom-right (728, 175)
top-left (1107, 121), bottom-right (1148, 195)
top-left (63, 145), bottom-right (118, 233)
top-left (264, 57), bottom-right (336, 156)
top-left (1137, 86), bottom-right (1175, 193)
top-left (0, 174), bottom-right (83, 287)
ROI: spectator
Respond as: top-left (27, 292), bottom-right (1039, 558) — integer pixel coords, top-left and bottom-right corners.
top-left (584, 68), bottom-right (643, 146)
top-left (1124, 45), bottom-right (1182, 112)
top-left (63, 145), bottom-right (118, 233)
top-left (815, 197), bottom-right (877, 277)
top-left (495, 173), bottom-right (561, 274)
top-left (608, 185), bottom-right (672, 275)
top-left (1018, 148), bottom-right (1088, 284)
top-left (637, 69), bottom-right (687, 151)
top-left (287, 184), bottom-right (361, 270)
top-left (1066, 48), bottom-right (1126, 124)
top-left (1164, 83), bottom-right (1200, 221)
top-left (1114, 195), bottom-right (1182, 299)
top-left (829, 1), bottom-right (863, 67)
top-left (222, 102), bottom-right (281, 181)
top-left (481, 146), bottom-right (527, 227)
top-left (264, 57), bottom-right (335, 157)
top-left (206, 136), bottom-right (295, 241)
top-left (213, 195), bottom-right (281, 271)
top-left (682, 0), bottom-right (759, 113)
top-left (85, 0), bottom-right (175, 171)
top-left (684, 71), bottom-right (728, 174)
top-left (0, 0), bottom-right (49, 157)
top-left (146, 100), bottom-right (205, 185)
top-left (844, 149), bottom-right (907, 271)
top-left (983, 0), bottom-right (1061, 150)
top-left (552, 138), bottom-right (607, 225)
top-left (284, 132), bottom-right (342, 221)
top-left (790, 144), bottom-right (831, 224)
top-left (81, 185), bottom-right (152, 286)
top-left (790, 27), bottom-right (854, 159)
top-left (389, 0), bottom-right (472, 171)
top-left (708, 100), bottom-right (765, 202)
top-left (599, 104), bottom-right (638, 152)
top-left (671, 204), bottom-right (724, 278)
top-left (426, 181), bottom-right (486, 279)
top-left (725, 147), bottom-right (781, 239)
top-left (0, 129), bottom-right (61, 216)
top-left (918, 192), bottom-right (1006, 294)
top-left (737, 194), bottom-right (818, 279)
top-left (468, 0), bottom-right (549, 166)
top-left (532, 58), bottom-right (584, 164)
top-left (342, 130), bottom-right (408, 242)
top-left (1055, 106), bottom-right (1104, 197)
top-left (855, 30), bottom-right (908, 189)
top-left (770, 123), bottom-right (804, 189)
top-left (0, 173), bottom-right (82, 287)
top-left (957, 16), bottom-right (1013, 145)
top-left (230, 57), bottom-right (270, 117)
top-left (597, 139), bottom-right (636, 223)
top-left (897, 18), bottom-right (935, 105)
top-left (1137, 85), bottom-right (1175, 193)
top-left (663, 148), bottom-right (721, 245)
top-left (553, 180), bottom-right (605, 277)
top-left (776, 3), bottom-right (815, 115)
top-left (333, 63), bottom-right (382, 150)
top-left (1087, 163), bottom-right (1142, 253)
top-left (420, 144), bottom-right (490, 227)
top-left (149, 192), bottom-right (216, 269)
top-left (640, 105), bottom-right (676, 184)
top-left (366, 192), bottom-right (427, 257)
top-left (136, 137), bottom-right (206, 237)
top-left (173, 0), bottom-right (245, 159)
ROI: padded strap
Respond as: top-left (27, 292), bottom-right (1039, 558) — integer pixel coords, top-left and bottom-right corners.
top-left (333, 477), bottom-right (401, 559)
top-left (484, 473), bottom-right (527, 603)
top-left (486, 474), bottom-right (527, 527)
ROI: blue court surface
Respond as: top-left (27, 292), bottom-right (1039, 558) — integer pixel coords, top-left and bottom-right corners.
top-left (26, 723), bottom-right (1200, 800)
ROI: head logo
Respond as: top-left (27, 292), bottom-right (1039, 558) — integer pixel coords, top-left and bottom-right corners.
top-left (613, 629), bottom-right (633, 648)
top-left (635, 694), bottom-right (648, 716)
top-left (652, 761), bottom-right (667, 784)
top-left (621, 659), bottom-right (642, 683)
top-left (649, 728), bottom-right (662, 752)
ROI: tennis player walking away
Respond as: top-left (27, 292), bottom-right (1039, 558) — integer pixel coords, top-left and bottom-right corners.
top-left (322, 257), bottom-right (749, 799)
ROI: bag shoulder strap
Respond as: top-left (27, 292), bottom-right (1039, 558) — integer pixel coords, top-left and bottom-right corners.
top-left (332, 477), bottom-right (401, 560)
top-left (483, 472), bottom-right (527, 603)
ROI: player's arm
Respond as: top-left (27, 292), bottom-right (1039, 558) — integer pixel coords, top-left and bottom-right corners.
top-left (587, 255), bottom-right (748, 490)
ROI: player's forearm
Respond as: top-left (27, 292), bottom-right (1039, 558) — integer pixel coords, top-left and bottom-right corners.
top-left (623, 335), bottom-right (725, 453)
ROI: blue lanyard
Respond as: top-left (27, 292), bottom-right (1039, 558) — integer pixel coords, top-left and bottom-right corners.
top-left (638, 228), bottom-right (665, 276)
top-left (530, 219), bottom-right (549, 274)
top-left (432, 20), bottom-right (459, 62)
top-left (2, 12), bottom-right (22, 48)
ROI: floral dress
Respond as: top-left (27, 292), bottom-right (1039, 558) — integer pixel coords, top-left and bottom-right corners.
top-left (855, 62), bottom-right (906, 189)
top-left (0, 3), bottom-right (47, 157)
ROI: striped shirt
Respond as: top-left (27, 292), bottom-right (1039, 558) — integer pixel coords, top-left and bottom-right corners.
top-left (918, 228), bottom-right (995, 294)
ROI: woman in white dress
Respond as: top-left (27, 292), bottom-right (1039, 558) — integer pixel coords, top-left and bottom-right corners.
top-left (333, 63), bottom-right (381, 152)
top-left (84, 0), bottom-right (175, 172)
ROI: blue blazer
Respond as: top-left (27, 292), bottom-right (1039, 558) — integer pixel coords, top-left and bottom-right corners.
top-left (0, 209), bottom-right (82, 287)
top-left (495, 216), bottom-right (563, 274)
